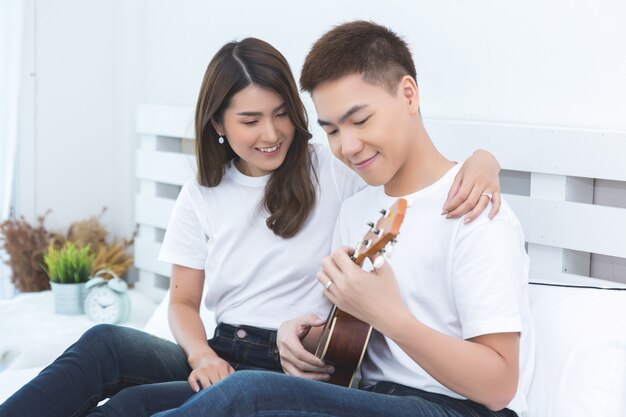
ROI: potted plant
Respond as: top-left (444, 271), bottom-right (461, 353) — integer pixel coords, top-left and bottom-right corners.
top-left (43, 242), bottom-right (95, 314)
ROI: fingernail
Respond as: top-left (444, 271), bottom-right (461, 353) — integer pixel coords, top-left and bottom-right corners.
top-left (328, 366), bottom-right (335, 373)
top-left (323, 374), bottom-right (331, 381)
top-left (464, 217), bottom-right (471, 224)
top-left (441, 210), bottom-right (448, 215)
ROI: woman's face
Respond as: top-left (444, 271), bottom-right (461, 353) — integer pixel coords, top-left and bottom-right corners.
top-left (216, 85), bottom-right (295, 177)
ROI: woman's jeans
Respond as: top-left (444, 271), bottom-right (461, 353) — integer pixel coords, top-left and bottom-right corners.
top-left (0, 323), bottom-right (282, 417)
top-left (153, 371), bottom-right (518, 417)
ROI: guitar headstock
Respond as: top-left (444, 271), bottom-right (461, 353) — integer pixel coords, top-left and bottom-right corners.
top-left (351, 198), bottom-right (408, 266)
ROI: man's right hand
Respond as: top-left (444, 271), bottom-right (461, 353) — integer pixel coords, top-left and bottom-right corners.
top-left (187, 355), bottom-right (235, 391)
top-left (277, 314), bottom-right (335, 381)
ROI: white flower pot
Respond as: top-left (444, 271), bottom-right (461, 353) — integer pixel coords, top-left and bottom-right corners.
top-left (50, 282), bottom-right (87, 315)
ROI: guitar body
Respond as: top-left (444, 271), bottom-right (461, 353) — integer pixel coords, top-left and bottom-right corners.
top-left (315, 198), bottom-right (408, 387)
top-left (315, 306), bottom-right (373, 387)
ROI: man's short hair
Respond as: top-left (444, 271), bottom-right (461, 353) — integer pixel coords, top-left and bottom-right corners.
top-left (300, 20), bottom-right (417, 94)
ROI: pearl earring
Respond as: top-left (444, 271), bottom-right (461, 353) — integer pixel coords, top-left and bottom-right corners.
top-left (218, 135), bottom-right (224, 144)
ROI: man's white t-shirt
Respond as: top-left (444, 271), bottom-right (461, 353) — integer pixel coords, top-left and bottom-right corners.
top-left (334, 163), bottom-right (535, 416)
top-left (158, 144), bottom-right (363, 330)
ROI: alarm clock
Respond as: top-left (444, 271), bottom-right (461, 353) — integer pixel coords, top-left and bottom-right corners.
top-left (84, 270), bottom-right (131, 324)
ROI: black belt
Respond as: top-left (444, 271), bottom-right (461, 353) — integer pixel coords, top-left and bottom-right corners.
top-left (215, 323), bottom-right (278, 344)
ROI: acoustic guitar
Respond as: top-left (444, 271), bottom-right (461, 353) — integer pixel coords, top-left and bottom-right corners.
top-left (315, 198), bottom-right (408, 387)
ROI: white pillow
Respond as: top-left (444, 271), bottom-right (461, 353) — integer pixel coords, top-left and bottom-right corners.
top-left (527, 281), bottom-right (626, 417)
top-left (143, 290), bottom-right (216, 343)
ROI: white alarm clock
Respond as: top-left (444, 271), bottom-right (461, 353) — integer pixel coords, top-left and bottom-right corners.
top-left (84, 270), bottom-right (131, 324)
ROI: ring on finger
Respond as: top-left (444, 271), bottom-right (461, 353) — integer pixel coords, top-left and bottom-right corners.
top-left (323, 280), bottom-right (334, 290)
top-left (480, 192), bottom-right (493, 201)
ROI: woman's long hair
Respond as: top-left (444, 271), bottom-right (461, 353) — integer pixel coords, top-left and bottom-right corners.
top-left (195, 38), bottom-right (316, 238)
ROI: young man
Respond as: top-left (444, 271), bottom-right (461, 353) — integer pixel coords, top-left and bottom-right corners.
top-left (151, 21), bottom-right (534, 417)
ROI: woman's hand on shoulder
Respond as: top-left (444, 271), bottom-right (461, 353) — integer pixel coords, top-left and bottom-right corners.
top-left (187, 354), bottom-right (235, 391)
top-left (443, 149), bottom-right (502, 222)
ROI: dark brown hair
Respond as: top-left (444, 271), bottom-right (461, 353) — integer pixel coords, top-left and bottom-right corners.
top-left (195, 38), bottom-right (316, 238)
top-left (300, 20), bottom-right (417, 93)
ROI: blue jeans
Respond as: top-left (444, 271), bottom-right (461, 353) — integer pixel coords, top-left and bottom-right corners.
top-left (152, 371), bottom-right (518, 417)
top-left (0, 323), bottom-right (282, 417)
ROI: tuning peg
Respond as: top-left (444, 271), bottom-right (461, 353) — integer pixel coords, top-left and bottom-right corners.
top-left (353, 241), bottom-right (362, 260)
top-left (384, 239), bottom-right (398, 259)
top-left (379, 209), bottom-right (387, 216)
top-left (373, 255), bottom-right (386, 269)
top-left (367, 221), bottom-right (375, 229)
top-left (371, 228), bottom-right (380, 234)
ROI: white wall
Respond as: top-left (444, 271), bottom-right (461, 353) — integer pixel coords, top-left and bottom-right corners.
top-left (15, 0), bottom-right (626, 278)
top-left (17, 0), bottom-right (143, 239)
top-left (141, 0), bottom-right (626, 131)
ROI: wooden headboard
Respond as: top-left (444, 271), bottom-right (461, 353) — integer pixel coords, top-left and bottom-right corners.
top-left (134, 105), bottom-right (195, 300)
top-left (429, 120), bottom-right (626, 287)
top-left (134, 105), bottom-right (626, 299)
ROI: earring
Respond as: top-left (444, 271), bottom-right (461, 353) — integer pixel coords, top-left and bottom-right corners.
top-left (218, 135), bottom-right (224, 144)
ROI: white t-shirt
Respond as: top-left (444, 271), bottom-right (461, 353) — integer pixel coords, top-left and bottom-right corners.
top-left (333, 163), bottom-right (535, 416)
top-left (158, 144), bottom-right (363, 330)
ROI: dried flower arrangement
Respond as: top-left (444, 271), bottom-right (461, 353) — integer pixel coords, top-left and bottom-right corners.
top-left (0, 211), bottom-right (58, 292)
top-left (61, 208), bottom-right (138, 279)
top-left (0, 207), bottom-right (138, 292)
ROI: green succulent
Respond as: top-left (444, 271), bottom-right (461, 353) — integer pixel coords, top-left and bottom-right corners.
top-left (44, 242), bottom-right (95, 284)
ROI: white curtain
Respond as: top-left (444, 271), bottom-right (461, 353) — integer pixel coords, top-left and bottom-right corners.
top-left (0, 0), bottom-right (26, 298)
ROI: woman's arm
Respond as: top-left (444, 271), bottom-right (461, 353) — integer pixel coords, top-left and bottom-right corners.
top-left (444, 149), bottom-right (501, 222)
top-left (169, 264), bottom-right (234, 390)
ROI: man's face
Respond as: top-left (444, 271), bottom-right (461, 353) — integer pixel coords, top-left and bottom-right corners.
top-left (312, 73), bottom-right (416, 187)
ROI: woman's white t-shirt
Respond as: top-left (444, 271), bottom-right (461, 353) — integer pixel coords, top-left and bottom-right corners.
top-left (159, 144), bottom-right (363, 330)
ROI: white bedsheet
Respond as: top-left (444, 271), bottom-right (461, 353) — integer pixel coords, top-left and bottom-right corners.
top-left (0, 290), bottom-right (159, 372)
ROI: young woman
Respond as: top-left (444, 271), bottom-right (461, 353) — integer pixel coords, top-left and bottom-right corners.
top-left (0, 38), bottom-right (502, 417)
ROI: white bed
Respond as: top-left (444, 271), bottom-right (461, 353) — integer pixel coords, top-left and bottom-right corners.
top-left (0, 289), bottom-right (161, 401)
top-left (1, 106), bottom-right (625, 417)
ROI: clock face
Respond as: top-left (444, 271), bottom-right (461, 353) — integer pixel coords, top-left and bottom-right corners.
top-left (85, 287), bottom-right (123, 324)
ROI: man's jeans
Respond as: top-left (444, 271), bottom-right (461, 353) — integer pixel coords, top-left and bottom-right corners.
top-left (0, 323), bottom-right (282, 417)
top-left (153, 371), bottom-right (518, 417)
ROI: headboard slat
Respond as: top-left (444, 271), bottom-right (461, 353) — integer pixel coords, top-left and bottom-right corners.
top-left (135, 194), bottom-right (176, 230)
top-left (135, 237), bottom-right (171, 277)
top-left (136, 149), bottom-right (195, 186)
top-left (137, 104), bottom-right (195, 139)
top-left (508, 194), bottom-right (626, 258)
top-left (428, 120), bottom-right (626, 182)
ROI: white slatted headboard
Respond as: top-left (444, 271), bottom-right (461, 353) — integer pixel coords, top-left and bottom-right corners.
top-left (134, 105), bottom-right (196, 300)
top-left (134, 105), bottom-right (626, 299)
top-left (429, 120), bottom-right (626, 286)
